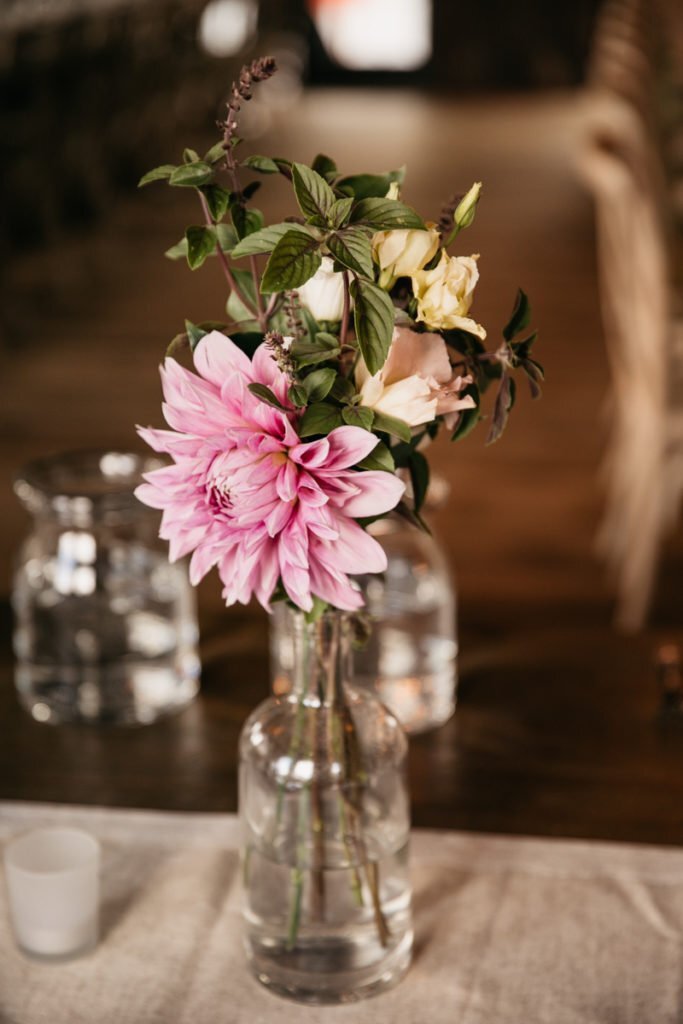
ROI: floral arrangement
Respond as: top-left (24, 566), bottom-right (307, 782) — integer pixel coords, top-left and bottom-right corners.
top-left (136, 56), bottom-right (543, 617)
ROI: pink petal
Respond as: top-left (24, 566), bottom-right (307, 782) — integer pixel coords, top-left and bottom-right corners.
top-left (333, 470), bottom-right (405, 517)
top-left (314, 426), bottom-right (379, 471)
top-left (193, 330), bottom-right (253, 384)
top-left (314, 517), bottom-right (388, 575)
top-left (309, 560), bottom-right (364, 611)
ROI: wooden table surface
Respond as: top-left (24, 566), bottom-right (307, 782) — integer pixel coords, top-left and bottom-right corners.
top-left (1, 89), bottom-right (681, 845)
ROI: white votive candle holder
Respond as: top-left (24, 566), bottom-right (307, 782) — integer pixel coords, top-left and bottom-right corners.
top-left (4, 827), bottom-right (100, 959)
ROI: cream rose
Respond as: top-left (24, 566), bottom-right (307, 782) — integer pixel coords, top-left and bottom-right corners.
top-left (297, 256), bottom-right (345, 322)
top-left (372, 225), bottom-right (440, 290)
top-left (356, 326), bottom-right (475, 428)
top-left (411, 250), bottom-right (486, 338)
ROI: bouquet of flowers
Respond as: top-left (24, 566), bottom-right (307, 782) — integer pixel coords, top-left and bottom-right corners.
top-left (136, 56), bottom-right (542, 618)
top-left (135, 57), bottom-right (543, 1003)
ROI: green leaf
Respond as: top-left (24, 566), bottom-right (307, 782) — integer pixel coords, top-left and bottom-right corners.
top-left (226, 267), bottom-right (258, 326)
top-left (184, 319), bottom-right (207, 351)
top-left (350, 197), bottom-right (424, 229)
top-left (288, 384), bottom-right (308, 407)
top-left (231, 204), bottom-right (264, 241)
top-left (261, 227), bottom-right (322, 294)
top-left (299, 402), bottom-right (344, 437)
top-left (336, 169), bottom-right (404, 200)
top-left (200, 184), bottom-right (231, 221)
top-left (327, 228), bottom-right (374, 279)
top-left (247, 382), bottom-right (288, 410)
top-left (342, 406), bottom-right (374, 430)
top-left (303, 368), bottom-right (336, 403)
top-left (292, 162), bottom-right (336, 226)
top-left (273, 157), bottom-right (293, 179)
top-left (350, 277), bottom-right (395, 375)
top-left (408, 450), bottom-right (430, 515)
top-left (169, 162), bottom-right (213, 187)
top-left (330, 375), bottom-right (356, 403)
top-left (503, 289), bottom-right (531, 341)
top-left (215, 223), bottom-right (238, 253)
top-left (204, 141), bottom-right (227, 165)
top-left (357, 440), bottom-right (395, 472)
top-left (450, 383), bottom-right (481, 441)
top-left (138, 164), bottom-right (176, 187)
top-left (242, 181), bottom-right (262, 202)
top-left (291, 332), bottom-right (341, 368)
top-left (165, 224), bottom-right (236, 262)
top-left (242, 154), bottom-right (279, 174)
top-left (230, 223), bottom-right (293, 259)
top-left (183, 147), bottom-right (200, 163)
top-left (329, 197), bottom-right (354, 229)
top-left (312, 153), bottom-right (338, 182)
top-left (165, 237), bottom-right (188, 260)
top-left (186, 226), bottom-right (217, 269)
top-left (372, 410), bottom-right (412, 442)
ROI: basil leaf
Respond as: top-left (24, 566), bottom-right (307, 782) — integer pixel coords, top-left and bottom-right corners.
top-left (299, 403), bottom-right (344, 437)
top-left (351, 197), bottom-right (424, 229)
top-left (350, 277), bottom-right (395, 375)
top-left (342, 406), bottom-right (375, 430)
top-left (292, 162), bottom-right (336, 225)
top-left (201, 184), bottom-right (232, 221)
top-left (372, 410), bottom-right (412, 442)
top-left (357, 440), bottom-right (395, 472)
top-left (303, 368), bottom-right (336, 403)
top-left (168, 162), bottom-right (213, 187)
top-left (327, 227), bottom-right (374, 279)
top-left (311, 153), bottom-right (338, 182)
top-left (503, 289), bottom-right (531, 341)
top-left (247, 383), bottom-right (288, 410)
top-left (261, 227), bottom-right (322, 294)
top-left (186, 226), bottom-right (216, 269)
top-left (242, 154), bottom-right (279, 173)
top-left (138, 164), bottom-right (176, 187)
top-left (231, 223), bottom-right (297, 259)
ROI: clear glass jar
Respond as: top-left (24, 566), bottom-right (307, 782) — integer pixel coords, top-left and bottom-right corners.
top-left (270, 515), bottom-right (457, 734)
top-left (240, 607), bottom-right (412, 1004)
top-left (12, 450), bottom-right (200, 725)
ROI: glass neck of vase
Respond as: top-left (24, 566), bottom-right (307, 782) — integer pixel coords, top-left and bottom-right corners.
top-left (290, 609), bottom-right (352, 707)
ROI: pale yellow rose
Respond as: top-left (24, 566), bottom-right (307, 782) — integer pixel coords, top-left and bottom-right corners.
top-left (372, 224), bottom-right (440, 290)
top-left (297, 256), bottom-right (345, 321)
top-left (356, 326), bottom-right (475, 428)
top-left (411, 250), bottom-right (486, 338)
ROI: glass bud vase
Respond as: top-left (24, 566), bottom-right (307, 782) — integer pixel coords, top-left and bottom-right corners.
top-left (270, 514), bottom-right (457, 734)
top-left (239, 607), bottom-right (412, 1004)
top-left (12, 450), bottom-right (200, 725)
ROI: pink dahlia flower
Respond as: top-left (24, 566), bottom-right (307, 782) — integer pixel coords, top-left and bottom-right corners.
top-left (136, 331), bottom-right (405, 612)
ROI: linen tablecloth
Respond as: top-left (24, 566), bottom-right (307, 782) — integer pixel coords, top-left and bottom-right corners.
top-left (1, 801), bottom-right (682, 1023)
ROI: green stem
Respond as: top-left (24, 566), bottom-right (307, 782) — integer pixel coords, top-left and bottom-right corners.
top-left (286, 783), bottom-right (310, 950)
top-left (197, 191), bottom-right (260, 320)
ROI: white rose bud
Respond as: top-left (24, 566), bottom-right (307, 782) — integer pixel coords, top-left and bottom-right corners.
top-left (297, 256), bottom-right (346, 322)
top-left (452, 181), bottom-right (482, 235)
top-left (411, 250), bottom-right (486, 338)
top-left (372, 224), bottom-right (440, 290)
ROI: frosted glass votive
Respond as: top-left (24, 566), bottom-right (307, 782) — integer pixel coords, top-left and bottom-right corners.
top-left (4, 827), bottom-right (100, 959)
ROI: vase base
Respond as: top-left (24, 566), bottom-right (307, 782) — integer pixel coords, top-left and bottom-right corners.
top-left (246, 926), bottom-right (413, 1004)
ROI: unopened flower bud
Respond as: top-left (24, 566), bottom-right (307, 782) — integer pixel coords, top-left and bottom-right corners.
top-left (453, 181), bottom-right (482, 233)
